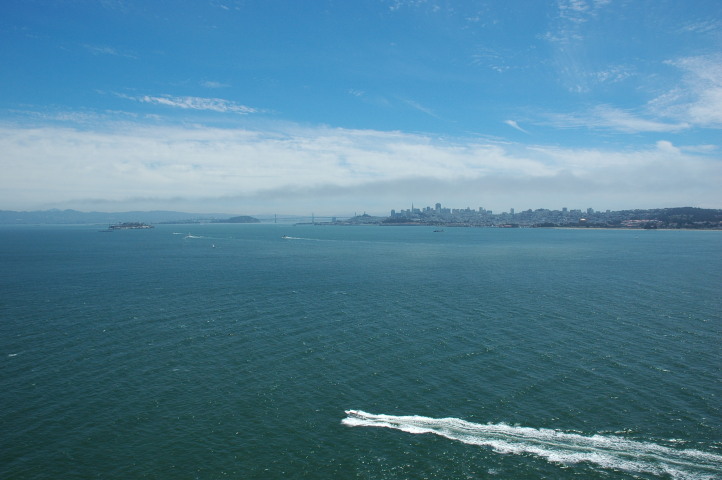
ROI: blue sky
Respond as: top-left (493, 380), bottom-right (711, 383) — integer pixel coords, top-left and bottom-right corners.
top-left (1, 0), bottom-right (721, 215)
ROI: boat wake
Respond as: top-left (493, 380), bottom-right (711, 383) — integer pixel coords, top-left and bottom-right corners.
top-left (342, 410), bottom-right (722, 479)
top-left (281, 236), bottom-right (320, 241)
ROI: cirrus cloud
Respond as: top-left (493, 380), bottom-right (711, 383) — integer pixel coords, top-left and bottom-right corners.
top-left (118, 93), bottom-right (259, 114)
top-left (652, 55), bottom-right (722, 127)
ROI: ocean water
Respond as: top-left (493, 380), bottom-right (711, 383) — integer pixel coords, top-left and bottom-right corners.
top-left (1, 224), bottom-right (720, 479)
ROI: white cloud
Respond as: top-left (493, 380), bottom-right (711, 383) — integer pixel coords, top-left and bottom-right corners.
top-left (543, 55), bottom-right (722, 133)
top-left (592, 65), bottom-right (633, 84)
top-left (559, 0), bottom-right (590, 20)
top-left (119, 93), bottom-right (258, 114)
top-left (0, 121), bottom-right (719, 213)
top-left (679, 19), bottom-right (721, 34)
top-left (544, 105), bottom-right (688, 133)
top-left (556, 0), bottom-right (610, 23)
top-left (549, 0), bottom-right (611, 39)
top-left (651, 55), bottom-right (722, 127)
top-left (505, 120), bottom-right (529, 134)
top-left (83, 44), bottom-right (137, 59)
top-left (524, 140), bottom-right (721, 205)
top-left (401, 98), bottom-right (440, 118)
top-left (386, 0), bottom-right (436, 12)
top-left (200, 80), bottom-right (230, 89)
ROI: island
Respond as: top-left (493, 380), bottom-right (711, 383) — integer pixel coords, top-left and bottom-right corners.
top-left (108, 222), bottom-right (154, 230)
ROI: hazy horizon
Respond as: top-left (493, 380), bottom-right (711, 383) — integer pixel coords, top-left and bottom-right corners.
top-left (2, 204), bottom-right (720, 223)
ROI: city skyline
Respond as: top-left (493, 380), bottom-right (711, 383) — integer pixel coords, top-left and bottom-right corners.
top-left (1, 1), bottom-right (721, 214)
top-left (391, 202), bottom-right (603, 216)
top-left (2, 202), bottom-right (719, 226)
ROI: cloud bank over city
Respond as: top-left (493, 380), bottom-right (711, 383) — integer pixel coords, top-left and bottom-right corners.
top-left (1, 0), bottom-right (720, 215)
top-left (1, 122), bottom-right (717, 214)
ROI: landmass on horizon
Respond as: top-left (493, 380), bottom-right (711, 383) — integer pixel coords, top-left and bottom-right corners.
top-left (1, 205), bottom-right (721, 229)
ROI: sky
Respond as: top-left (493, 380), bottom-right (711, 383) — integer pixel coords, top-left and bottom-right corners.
top-left (1, 0), bottom-right (721, 216)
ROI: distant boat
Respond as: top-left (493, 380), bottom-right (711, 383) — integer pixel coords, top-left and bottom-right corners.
top-left (433, 229), bottom-right (444, 232)
top-left (281, 235), bottom-right (290, 239)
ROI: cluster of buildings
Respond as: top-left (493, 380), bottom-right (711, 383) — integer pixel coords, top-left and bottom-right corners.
top-left (373, 203), bottom-right (722, 228)
top-left (389, 203), bottom-right (606, 226)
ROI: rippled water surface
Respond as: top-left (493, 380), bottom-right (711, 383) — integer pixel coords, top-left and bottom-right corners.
top-left (1, 224), bottom-right (720, 479)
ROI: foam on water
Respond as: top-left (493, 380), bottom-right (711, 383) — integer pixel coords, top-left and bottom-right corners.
top-left (343, 410), bottom-right (722, 479)
top-left (280, 235), bottom-right (326, 241)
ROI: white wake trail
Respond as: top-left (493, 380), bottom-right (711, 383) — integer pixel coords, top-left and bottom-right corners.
top-left (342, 410), bottom-right (722, 479)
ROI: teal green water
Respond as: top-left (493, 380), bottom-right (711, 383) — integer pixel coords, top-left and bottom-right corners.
top-left (1, 225), bottom-right (720, 479)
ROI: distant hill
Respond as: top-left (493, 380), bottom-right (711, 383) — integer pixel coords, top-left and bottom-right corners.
top-left (0, 209), bottom-right (234, 225)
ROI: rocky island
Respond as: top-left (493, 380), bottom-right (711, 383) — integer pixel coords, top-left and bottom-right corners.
top-left (107, 222), bottom-right (154, 230)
